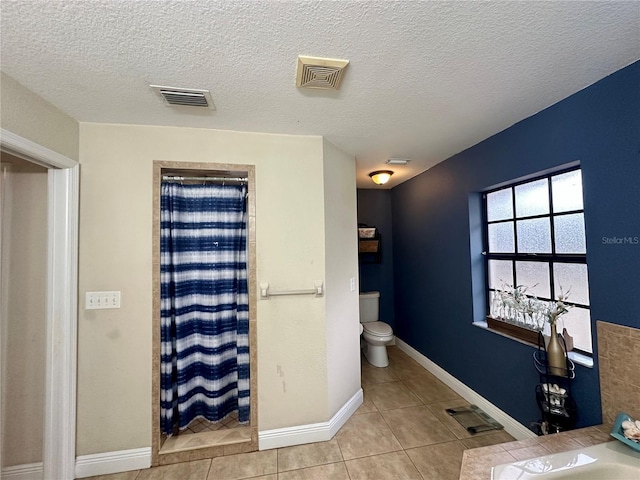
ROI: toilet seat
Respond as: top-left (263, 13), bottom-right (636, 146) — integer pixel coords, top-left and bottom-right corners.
top-left (362, 321), bottom-right (392, 336)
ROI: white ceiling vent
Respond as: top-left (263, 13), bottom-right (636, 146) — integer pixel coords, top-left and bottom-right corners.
top-left (296, 56), bottom-right (349, 90)
top-left (150, 85), bottom-right (216, 109)
top-left (386, 158), bottom-right (411, 165)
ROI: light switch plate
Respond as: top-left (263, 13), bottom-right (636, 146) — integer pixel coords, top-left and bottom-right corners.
top-left (86, 291), bottom-right (121, 309)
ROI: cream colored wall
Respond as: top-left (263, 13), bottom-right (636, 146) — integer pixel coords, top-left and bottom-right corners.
top-left (0, 72), bottom-right (79, 161)
top-left (0, 154), bottom-right (48, 466)
top-left (321, 139), bottom-right (361, 416)
top-left (254, 142), bottom-right (329, 431)
top-left (77, 123), bottom-right (331, 454)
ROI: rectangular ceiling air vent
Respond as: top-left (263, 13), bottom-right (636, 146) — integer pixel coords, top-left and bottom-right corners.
top-left (296, 56), bottom-right (349, 90)
top-left (386, 158), bottom-right (411, 165)
top-left (150, 85), bottom-right (216, 109)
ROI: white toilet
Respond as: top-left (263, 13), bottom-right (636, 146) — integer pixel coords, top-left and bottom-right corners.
top-left (359, 291), bottom-right (394, 367)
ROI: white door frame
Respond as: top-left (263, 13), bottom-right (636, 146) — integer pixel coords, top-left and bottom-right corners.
top-left (1, 129), bottom-right (78, 479)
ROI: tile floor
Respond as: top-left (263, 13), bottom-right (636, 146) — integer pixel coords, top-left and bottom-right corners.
top-left (184, 413), bottom-right (241, 434)
top-left (158, 409), bottom-right (252, 455)
top-left (83, 346), bottom-right (515, 480)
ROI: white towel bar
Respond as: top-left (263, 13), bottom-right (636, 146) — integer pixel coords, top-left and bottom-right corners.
top-left (260, 282), bottom-right (323, 299)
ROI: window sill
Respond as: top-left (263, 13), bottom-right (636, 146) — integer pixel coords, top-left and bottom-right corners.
top-left (472, 321), bottom-right (594, 369)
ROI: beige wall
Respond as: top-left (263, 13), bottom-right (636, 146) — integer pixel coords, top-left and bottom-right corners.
top-left (322, 139), bottom-right (362, 415)
top-left (78, 123), bottom-right (359, 455)
top-left (0, 154), bottom-right (48, 466)
top-left (0, 72), bottom-right (79, 161)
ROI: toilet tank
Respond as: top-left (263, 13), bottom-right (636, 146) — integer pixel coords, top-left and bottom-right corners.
top-left (359, 291), bottom-right (380, 323)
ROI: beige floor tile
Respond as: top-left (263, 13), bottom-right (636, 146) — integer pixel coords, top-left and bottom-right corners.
top-left (335, 412), bottom-right (402, 460)
top-left (387, 347), bottom-right (426, 380)
top-left (137, 459), bottom-right (211, 480)
top-left (388, 355), bottom-right (428, 380)
top-left (401, 373), bottom-right (463, 405)
top-left (278, 462), bottom-right (350, 480)
top-left (277, 439), bottom-right (343, 472)
top-left (363, 381), bottom-right (421, 411)
top-left (354, 393), bottom-right (378, 415)
top-left (381, 405), bottom-right (456, 448)
top-left (405, 441), bottom-right (466, 480)
top-left (345, 451), bottom-right (422, 480)
top-left (206, 450), bottom-right (277, 480)
top-left (361, 361), bottom-right (399, 385)
top-left (84, 471), bottom-right (140, 480)
top-left (386, 346), bottom-right (410, 361)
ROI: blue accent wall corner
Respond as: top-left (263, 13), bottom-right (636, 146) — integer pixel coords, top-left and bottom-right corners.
top-left (359, 60), bottom-right (639, 431)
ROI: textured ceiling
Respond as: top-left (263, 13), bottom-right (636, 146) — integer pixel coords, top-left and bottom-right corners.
top-left (1, 1), bottom-right (639, 188)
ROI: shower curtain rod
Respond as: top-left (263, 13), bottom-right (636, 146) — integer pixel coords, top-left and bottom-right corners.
top-left (162, 175), bottom-right (248, 183)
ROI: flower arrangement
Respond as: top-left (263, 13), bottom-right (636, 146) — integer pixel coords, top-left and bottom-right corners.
top-left (546, 287), bottom-right (571, 326)
top-left (492, 283), bottom-right (571, 331)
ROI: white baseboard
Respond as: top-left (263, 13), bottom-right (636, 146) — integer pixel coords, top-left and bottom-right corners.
top-left (328, 389), bottom-right (364, 439)
top-left (75, 447), bottom-right (151, 479)
top-left (72, 388), bottom-right (362, 477)
top-left (395, 338), bottom-right (536, 441)
top-left (1, 462), bottom-right (43, 480)
top-left (258, 388), bottom-right (363, 450)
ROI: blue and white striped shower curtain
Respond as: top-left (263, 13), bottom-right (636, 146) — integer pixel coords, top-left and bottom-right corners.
top-left (160, 182), bottom-right (249, 436)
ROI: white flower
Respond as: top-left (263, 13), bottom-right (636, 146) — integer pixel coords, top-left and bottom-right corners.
top-left (494, 283), bottom-right (571, 329)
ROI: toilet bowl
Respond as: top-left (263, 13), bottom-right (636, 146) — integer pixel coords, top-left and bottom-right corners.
top-left (359, 291), bottom-right (394, 367)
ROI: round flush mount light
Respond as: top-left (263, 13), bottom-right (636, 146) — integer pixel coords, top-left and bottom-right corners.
top-left (369, 170), bottom-right (394, 185)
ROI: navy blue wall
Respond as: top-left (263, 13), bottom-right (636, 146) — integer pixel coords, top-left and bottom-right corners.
top-left (390, 61), bottom-right (640, 430)
top-left (357, 189), bottom-right (395, 328)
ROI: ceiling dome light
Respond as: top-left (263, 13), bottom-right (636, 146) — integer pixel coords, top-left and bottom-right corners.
top-left (369, 170), bottom-right (394, 185)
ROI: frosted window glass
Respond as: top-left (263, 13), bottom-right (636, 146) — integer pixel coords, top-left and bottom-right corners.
top-left (487, 188), bottom-right (513, 221)
top-left (488, 260), bottom-right (513, 289)
top-left (554, 263), bottom-right (590, 306)
top-left (488, 222), bottom-right (515, 253)
top-left (515, 179), bottom-right (549, 218)
top-left (554, 213), bottom-right (586, 254)
top-left (515, 261), bottom-right (551, 299)
top-left (556, 306), bottom-right (592, 353)
top-left (552, 170), bottom-right (583, 213)
top-left (516, 218), bottom-right (551, 253)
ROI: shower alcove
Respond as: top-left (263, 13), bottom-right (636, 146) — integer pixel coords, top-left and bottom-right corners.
top-left (151, 161), bottom-right (258, 466)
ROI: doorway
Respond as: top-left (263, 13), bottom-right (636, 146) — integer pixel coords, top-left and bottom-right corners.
top-left (1, 154), bottom-right (48, 474)
top-left (151, 161), bottom-right (257, 466)
top-left (0, 129), bottom-right (79, 479)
